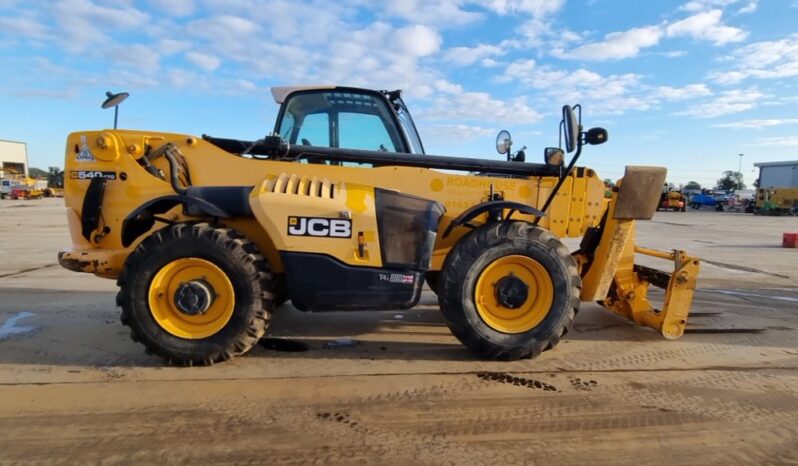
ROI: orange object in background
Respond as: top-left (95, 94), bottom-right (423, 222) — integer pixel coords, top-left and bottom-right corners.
top-left (783, 233), bottom-right (798, 248)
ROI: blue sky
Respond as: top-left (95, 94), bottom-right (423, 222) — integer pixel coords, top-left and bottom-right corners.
top-left (1, 0), bottom-right (797, 187)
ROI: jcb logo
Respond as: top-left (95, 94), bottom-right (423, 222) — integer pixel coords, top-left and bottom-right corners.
top-left (288, 216), bottom-right (352, 238)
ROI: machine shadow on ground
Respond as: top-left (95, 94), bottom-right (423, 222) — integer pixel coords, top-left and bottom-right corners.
top-left (1, 285), bottom-right (794, 368)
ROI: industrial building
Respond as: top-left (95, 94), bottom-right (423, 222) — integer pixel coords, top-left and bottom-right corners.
top-left (755, 160), bottom-right (798, 188)
top-left (0, 139), bottom-right (28, 178)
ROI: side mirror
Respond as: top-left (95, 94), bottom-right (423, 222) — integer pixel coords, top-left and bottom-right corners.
top-left (544, 147), bottom-right (564, 167)
top-left (585, 127), bottom-right (608, 145)
top-left (562, 105), bottom-right (579, 153)
top-left (513, 150), bottom-right (526, 163)
top-left (496, 130), bottom-right (512, 155)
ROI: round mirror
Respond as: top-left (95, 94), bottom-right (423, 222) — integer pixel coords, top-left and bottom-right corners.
top-left (496, 130), bottom-right (512, 155)
top-left (101, 91), bottom-right (129, 109)
top-left (562, 105), bottom-right (579, 153)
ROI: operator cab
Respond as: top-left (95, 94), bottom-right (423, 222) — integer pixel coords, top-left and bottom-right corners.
top-left (272, 87), bottom-right (425, 165)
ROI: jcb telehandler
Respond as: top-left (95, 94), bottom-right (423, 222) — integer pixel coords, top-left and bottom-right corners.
top-left (59, 86), bottom-right (699, 365)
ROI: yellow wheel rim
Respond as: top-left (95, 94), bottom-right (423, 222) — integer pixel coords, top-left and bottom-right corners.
top-left (474, 255), bottom-right (554, 334)
top-left (148, 258), bottom-right (235, 339)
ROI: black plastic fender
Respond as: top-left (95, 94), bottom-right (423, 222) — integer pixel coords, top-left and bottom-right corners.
top-left (81, 177), bottom-right (107, 241)
top-left (441, 200), bottom-right (546, 238)
top-left (121, 195), bottom-right (228, 247)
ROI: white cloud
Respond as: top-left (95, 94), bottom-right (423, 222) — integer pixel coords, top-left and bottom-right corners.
top-left (556, 26), bottom-right (663, 61)
top-left (11, 87), bottom-right (78, 99)
top-left (422, 91), bottom-right (542, 124)
top-left (393, 25), bottom-right (442, 57)
top-left (53, 0), bottom-right (149, 50)
top-left (555, 8), bottom-right (746, 61)
top-left (500, 59), bottom-right (651, 114)
top-left (469, 0), bottom-right (567, 47)
top-left (679, 0), bottom-right (746, 12)
top-left (383, 0), bottom-right (483, 27)
top-left (185, 51), bottom-right (220, 71)
top-left (479, 0), bottom-right (565, 17)
top-left (658, 84), bottom-right (712, 100)
top-left (737, 1), bottom-right (757, 14)
top-left (421, 124), bottom-right (496, 143)
top-left (443, 43), bottom-right (506, 66)
top-left (432, 79), bottom-right (464, 94)
top-left (713, 119), bottom-right (798, 129)
top-left (666, 9), bottom-right (747, 45)
top-left (187, 15), bottom-right (259, 40)
top-left (663, 50), bottom-right (687, 57)
top-left (231, 79), bottom-right (257, 91)
top-left (677, 88), bottom-right (765, 118)
top-left (165, 68), bottom-right (203, 88)
top-left (0, 14), bottom-right (48, 39)
top-left (157, 39), bottom-right (192, 56)
top-left (708, 33), bottom-right (798, 84)
top-left (147, 0), bottom-right (194, 16)
top-left (754, 136), bottom-right (798, 147)
top-left (109, 44), bottom-right (160, 69)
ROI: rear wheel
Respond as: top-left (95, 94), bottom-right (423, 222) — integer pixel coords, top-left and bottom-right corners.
top-left (117, 223), bottom-right (275, 365)
top-left (438, 222), bottom-right (580, 360)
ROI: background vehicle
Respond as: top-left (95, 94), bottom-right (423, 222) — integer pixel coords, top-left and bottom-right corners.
top-left (58, 86), bottom-right (699, 365)
top-left (755, 187), bottom-right (798, 215)
top-left (0, 179), bottom-right (17, 199)
top-left (1, 177), bottom-right (43, 200)
top-left (659, 190), bottom-right (686, 212)
top-left (9, 187), bottom-right (43, 200)
top-left (689, 194), bottom-right (717, 209)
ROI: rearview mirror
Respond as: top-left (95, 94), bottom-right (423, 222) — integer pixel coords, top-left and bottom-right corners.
top-left (544, 147), bottom-right (564, 167)
top-left (496, 130), bottom-right (512, 155)
top-left (562, 105), bottom-right (579, 153)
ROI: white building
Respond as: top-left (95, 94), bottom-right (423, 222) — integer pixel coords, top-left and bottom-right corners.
top-left (754, 160), bottom-right (798, 188)
top-left (0, 139), bottom-right (28, 178)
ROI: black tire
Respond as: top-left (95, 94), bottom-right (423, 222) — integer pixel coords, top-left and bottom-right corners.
top-left (425, 271), bottom-right (440, 295)
top-left (438, 222), bottom-right (580, 361)
top-left (273, 273), bottom-right (289, 307)
top-left (117, 223), bottom-right (275, 365)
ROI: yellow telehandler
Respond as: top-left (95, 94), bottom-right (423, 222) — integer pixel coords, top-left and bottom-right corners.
top-left (58, 86), bottom-right (699, 365)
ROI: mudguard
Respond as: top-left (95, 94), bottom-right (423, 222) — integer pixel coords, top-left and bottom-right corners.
top-left (442, 200), bottom-right (546, 238)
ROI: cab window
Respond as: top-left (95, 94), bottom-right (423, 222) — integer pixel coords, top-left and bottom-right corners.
top-left (296, 113), bottom-right (329, 147)
top-left (339, 112), bottom-right (396, 152)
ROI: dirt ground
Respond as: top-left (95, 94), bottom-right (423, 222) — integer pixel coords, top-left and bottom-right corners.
top-left (1, 198), bottom-right (796, 465)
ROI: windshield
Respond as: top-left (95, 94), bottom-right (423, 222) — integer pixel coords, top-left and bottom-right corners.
top-left (277, 90), bottom-right (407, 153)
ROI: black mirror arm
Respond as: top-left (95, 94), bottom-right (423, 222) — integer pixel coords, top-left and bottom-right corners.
top-left (532, 136), bottom-right (583, 226)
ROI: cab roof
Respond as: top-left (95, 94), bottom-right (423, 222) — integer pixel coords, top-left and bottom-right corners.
top-left (270, 85), bottom-right (336, 104)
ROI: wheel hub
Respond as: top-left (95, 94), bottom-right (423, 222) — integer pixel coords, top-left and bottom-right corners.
top-left (494, 274), bottom-right (529, 309)
top-left (173, 280), bottom-right (215, 316)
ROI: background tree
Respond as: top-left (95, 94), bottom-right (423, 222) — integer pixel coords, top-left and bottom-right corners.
top-left (684, 181), bottom-right (702, 190)
top-left (28, 167), bottom-right (48, 179)
top-left (48, 167), bottom-right (64, 188)
top-left (716, 171), bottom-right (746, 191)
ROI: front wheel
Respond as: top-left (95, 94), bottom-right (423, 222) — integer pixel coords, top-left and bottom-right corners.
top-left (117, 223), bottom-right (275, 365)
top-left (438, 222), bottom-right (580, 361)
top-left (425, 271), bottom-right (440, 295)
